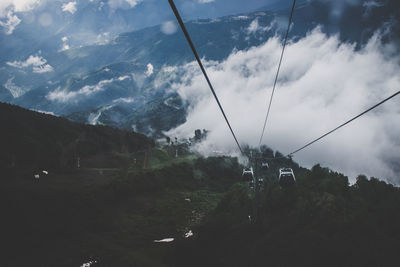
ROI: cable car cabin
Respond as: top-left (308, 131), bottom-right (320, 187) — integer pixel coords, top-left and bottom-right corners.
top-left (242, 167), bottom-right (254, 182)
top-left (278, 168), bottom-right (296, 187)
top-left (248, 178), bottom-right (264, 190)
top-left (261, 161), bottom-right (269, 169)
top-left (249, 180), bottom-right (254, 189)
top-left (257, 178), bottom-right (264, 188)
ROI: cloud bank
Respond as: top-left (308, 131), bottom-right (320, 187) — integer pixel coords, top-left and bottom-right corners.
top-left (167, 28), bottom-right (400, 183)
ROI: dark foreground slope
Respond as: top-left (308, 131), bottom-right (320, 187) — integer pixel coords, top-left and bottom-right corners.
top-left (0, 103), bottom-right (399, 267)
top-left (0, 102), bottom-right (153, 173)
top-left (0, 152), bottom-right (241, 266)
top-left (0, 102), bottom-right (242, 266)
top-left (173, 164), bottom-right (400, 267)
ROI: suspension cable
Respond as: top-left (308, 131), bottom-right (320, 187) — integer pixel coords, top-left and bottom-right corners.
top-left (259, 0), bottom-right (297, 147)
top-left (168, 0), bottom-right (244, 155)
top-left (260, 90), bottom-right (400, 161)
top-left (287, 90), bottom-right (400, 156)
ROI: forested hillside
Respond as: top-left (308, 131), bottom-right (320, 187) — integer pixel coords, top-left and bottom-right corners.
top-left (0, 102), bottom-right (153, 173)
top-left (0, 103), bottom-right (399, 267)
top-left (174, 164), bottom-right (400, 267)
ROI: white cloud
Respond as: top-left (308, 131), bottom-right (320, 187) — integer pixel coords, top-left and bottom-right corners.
top-left (161, 21), bottom-right (177, 35)
top-left (198, 0), bottom-right (215, 3)
top-left (234, 15), bottom-right (249, 20)
top-left (61, 44), bottom-right (70, 51)
top-left (62, 1), bottom-right (77, 15)
top-left (167, 28), bottom-right (400, 184)
top-left (60, 36), bottom-right (70, 51)
top-left (4, 76), bottom-right (26, 98)
top-left (0, 0), bottom-right (41, 18)
top-left (247, 18), bottom-right (274, 35)
top-left (33, 63), bottom-right (53, 73)
top-left (112, 97), bottom-right (134, 103)
top-left (46, 75), bottom-right (132, 102)
top-left (145, 63), bottom-right (154, 77)
top-left (117, 75), bottom-right (130, 81)
top-left (95, 32), bottom-right (111, 45)
top-left (125, 0), bottom-right (141, 7)
top-left (0, 0), bottom-right (42, 33)
top-left (0, 10), bottom-right (21, 34)
top-left (88, 105), bottom-right (113, 125)
top-left (33, 109), bottom-right (55, 115)
top-left (108, 0), bottom-right (142, 9)
top-left (47, 79), bottom-right (114, 102)
top-left (7, 54), bottom-right (54, 73)
top-left (247, 18), bottom-right (261, 34)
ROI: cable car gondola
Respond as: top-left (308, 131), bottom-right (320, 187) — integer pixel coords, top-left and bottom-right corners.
top-left (261, 161), bottom-right (269, 169)
top-left (278, 168), bottom-right (296, 187)
top-left (242, 167), bottom-right (254, 182)
top-left (257, 178), bottom-right (264, 188)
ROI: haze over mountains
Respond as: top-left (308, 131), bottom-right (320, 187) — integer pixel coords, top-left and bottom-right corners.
top-left (0, 0), bottom-right (399, 183)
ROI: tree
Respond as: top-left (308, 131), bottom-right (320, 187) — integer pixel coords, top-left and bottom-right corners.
top-left (194, 129), bottom-right (202, 141)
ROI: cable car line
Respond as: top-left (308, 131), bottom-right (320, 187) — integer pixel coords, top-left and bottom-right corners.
top-left (168, 0), bottom-right (398, 195)
top-left (260, 90), bottom-right (399, 187)
top-left (258, 0), bottom-right (297, 147)
top-left (286, 89), bottom-right (400, 156)
top-left (168, 0), bottom-right (244, 155)
top-left (259, 90), bottom-right (400, 163)
top-left (256, 90), bottom-right (400, 165)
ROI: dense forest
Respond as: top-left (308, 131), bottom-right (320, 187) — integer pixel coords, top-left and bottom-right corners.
top-left (0, 102), bottom-right (153, 172)
top-left (174, 163), bottom-right (400, 267)
top-left (0, 103), bottom-right (399, 266)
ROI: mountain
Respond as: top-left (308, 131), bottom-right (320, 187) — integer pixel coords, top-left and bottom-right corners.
top-left (0, 0), bottom-right (288, 63)
top-left (0, 102), bottom-right (153, 172)
top-left (3, 8), bottom-right (284, 136)
top-left (1, 0), bottom-right (399, 137)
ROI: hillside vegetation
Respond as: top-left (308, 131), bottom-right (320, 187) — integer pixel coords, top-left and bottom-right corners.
top-left (174, 163), bottom-right (400, 267)
top-left (0, 102), bottom-right (153, 173)
top-left (0, 104), bottom-right (399, 267)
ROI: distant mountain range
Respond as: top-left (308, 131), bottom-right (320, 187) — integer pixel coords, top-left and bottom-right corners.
top-left (1, 0), bottom-right (398, 136)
